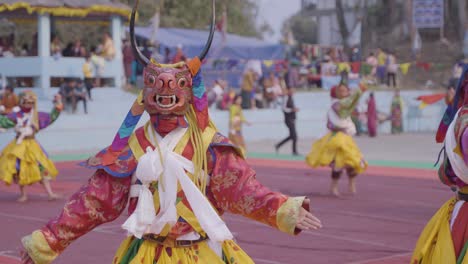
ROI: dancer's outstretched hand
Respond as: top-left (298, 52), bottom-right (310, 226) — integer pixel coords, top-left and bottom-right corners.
top-left (295, 198), bottom-right (322, 231)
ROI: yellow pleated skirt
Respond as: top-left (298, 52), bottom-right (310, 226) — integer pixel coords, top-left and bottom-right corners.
top-left (113, 237), bottom-right (254, 264)
top-left (305, 131), bottom-right (367, 174)
top-left (0, 138), bottom-right (58, 186)
top-left (411, 198), bottom-right (465, 264)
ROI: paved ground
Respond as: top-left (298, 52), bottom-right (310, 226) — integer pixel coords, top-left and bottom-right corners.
top-left (0, 158), bottom-right (450, 264)
top-left (0, 88), bottom-right (448, 263)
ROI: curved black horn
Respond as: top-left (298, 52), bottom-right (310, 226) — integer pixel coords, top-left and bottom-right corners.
top-left (130, 0), bottom-right (150, 67)
top-left (198, 0), bottom-right (216, 61)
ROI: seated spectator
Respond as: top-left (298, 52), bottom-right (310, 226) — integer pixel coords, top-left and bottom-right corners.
top-left (72, 39), bottom-right (84, 57)
top-left (0, 86), bottom-right (19, 115)
top-left (59, 78), bottom-right (76, 112)
top-left (2, 46), bottom-right (14, 57)
top-left (73, 79), bottom-right (88, 114)
top-left (20, 44), bottom-right (30, 56)
top-left (51, 35), bottom-right (62, 59)
top-left (62, 42), bottom-right (74, 57)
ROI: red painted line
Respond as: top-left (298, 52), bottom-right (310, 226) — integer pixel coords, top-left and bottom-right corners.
top-left (0, 255), bottom-right (20, 264)
top-left (247, 158), bottom-right (435, 180)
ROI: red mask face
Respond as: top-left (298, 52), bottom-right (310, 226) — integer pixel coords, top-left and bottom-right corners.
top-left (19, 93), bottom-right (36, 112)
top-left (143, 63), bottom-right (193, 116)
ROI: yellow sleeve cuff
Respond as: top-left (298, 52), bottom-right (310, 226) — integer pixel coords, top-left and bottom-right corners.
top-left (276, 196), bottom-right (306, 235)
top-left (22, 230), bottom-right (58, 264)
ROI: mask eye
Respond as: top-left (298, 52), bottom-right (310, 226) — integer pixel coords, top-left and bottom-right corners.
top-left (147, 75), bottom-right (156, 86)
top-left (178, 77), bottom-right (188, 88)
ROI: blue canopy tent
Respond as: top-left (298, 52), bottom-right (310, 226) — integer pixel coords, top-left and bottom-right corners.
top-left (132, 26), bottom-right (285, 88)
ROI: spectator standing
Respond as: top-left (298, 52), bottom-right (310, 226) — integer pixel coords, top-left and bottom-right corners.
top-left (275, 88), bottom-right (299, 156)
top-left (172, 44), bottom-right (186, 63)
top-left (163, 47), bottom-right (171, 64)
top-left (122, 40), bottom-right (135, 85)
top-left (386, 51), bottom-right (398, 88)
top-left (365, 52), bottom-right (378, 79)
top-left (90, 46), bottom-right (105, 87)
top-left (376, 48), bottom-right (387, 85)
top-left (240, 68), bottom-right (256, 109)
top-left (82, 54), bottom-right (94, 100)
top-left (101, 32), bottom-right (116, 60)
top-left (367, 92), bottom-right (377, 137)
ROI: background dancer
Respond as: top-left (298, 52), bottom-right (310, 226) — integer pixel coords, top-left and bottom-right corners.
top-left (306, 82), bottom-right (368, 196)
top-left (0, 91), bottom-right (62, 202)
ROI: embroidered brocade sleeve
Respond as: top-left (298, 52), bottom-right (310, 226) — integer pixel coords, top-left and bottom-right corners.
top-left (455, 107), bottom-right (468, 165)
top-left (38, 105), bottom-right (62, 130)
top-left (337, 89), bottom-right (362, 118)
top-left (21, 170), bottom-right (131, 264)
top-left (210, 147), bottom-right (306, 235)
top-left (462, 128), bottom-right (468, 165)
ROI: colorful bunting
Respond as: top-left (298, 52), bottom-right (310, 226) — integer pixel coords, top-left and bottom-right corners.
top-left (416, 93), bottom-right (446, 109)
top-left (399, 63), bottom-right (411, 75)
top-left (263, 60), bottom-right (274, 68)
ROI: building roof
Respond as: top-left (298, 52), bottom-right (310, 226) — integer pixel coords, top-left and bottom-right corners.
top-left (0, 1), bottom-right (131, 19)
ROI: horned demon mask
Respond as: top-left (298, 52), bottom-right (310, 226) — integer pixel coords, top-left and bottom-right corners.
top-left (107, 0), bottom-right (216, 154)
top-left (129, 0), bottom-right (215, 118)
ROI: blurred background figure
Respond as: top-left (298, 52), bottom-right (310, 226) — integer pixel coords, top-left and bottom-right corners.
top-left (390, 89), bottom-right (404, 134)
top-left (367, 92), bottom-right (377, 137)
top-left (0, 86), bottom-right (19, 115)
top-left (229, 95), bottom-right (250, 155)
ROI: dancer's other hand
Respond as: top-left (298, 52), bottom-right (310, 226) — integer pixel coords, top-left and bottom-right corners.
top-left (295, 198), bottom-right (322, 231)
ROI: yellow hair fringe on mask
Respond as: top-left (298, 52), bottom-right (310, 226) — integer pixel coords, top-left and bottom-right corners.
top-left (184, 105), bottom-right (217, 194)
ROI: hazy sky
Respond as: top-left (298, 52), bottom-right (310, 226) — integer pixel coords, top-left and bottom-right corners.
top-left (257, 0), bottom-right (301, 43)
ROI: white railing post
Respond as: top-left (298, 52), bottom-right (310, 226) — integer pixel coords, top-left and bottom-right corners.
top-left (37, 13), bottom-right (51, 96)
top-left (111, 15), bottom-right (123, 89)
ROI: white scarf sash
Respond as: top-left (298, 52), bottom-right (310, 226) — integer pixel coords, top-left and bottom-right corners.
top-left (445, 109), bottom-right (468, 182)
top-left (122, 126), bottom-right (233, 243)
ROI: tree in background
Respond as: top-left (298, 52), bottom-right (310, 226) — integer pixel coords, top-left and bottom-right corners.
top-left (282, 11), bottom-right (318, 45)
top-left (117, 0), bottom-right (268, 38)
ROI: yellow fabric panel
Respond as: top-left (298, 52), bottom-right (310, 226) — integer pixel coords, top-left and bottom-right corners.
top-left (0, 138), bottom-right (58, 186)
top-left (276, 196), bottom-right (306, 235)
top-left (411, 198), bottom-right (457, 264)
top-left (305, 132), bottom-right (367, 174)
top-left (0, 2), bottom-right (130, 18)
top-left (21, 230), bottom-right (58, 264)
top-left (114, 237), bottom-right (254, 264)
top-left (128, 132), bottom-right (145, 161)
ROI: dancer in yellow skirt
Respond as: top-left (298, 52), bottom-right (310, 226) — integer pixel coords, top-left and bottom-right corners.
top-left (306, 82), bottom-right (367, 196)
top-left (0, 91), bottom-right (62, 202)
top-left (411, 66), bottom-right (468, 264)
top-left (21, 1), bottom-right (322, 263)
